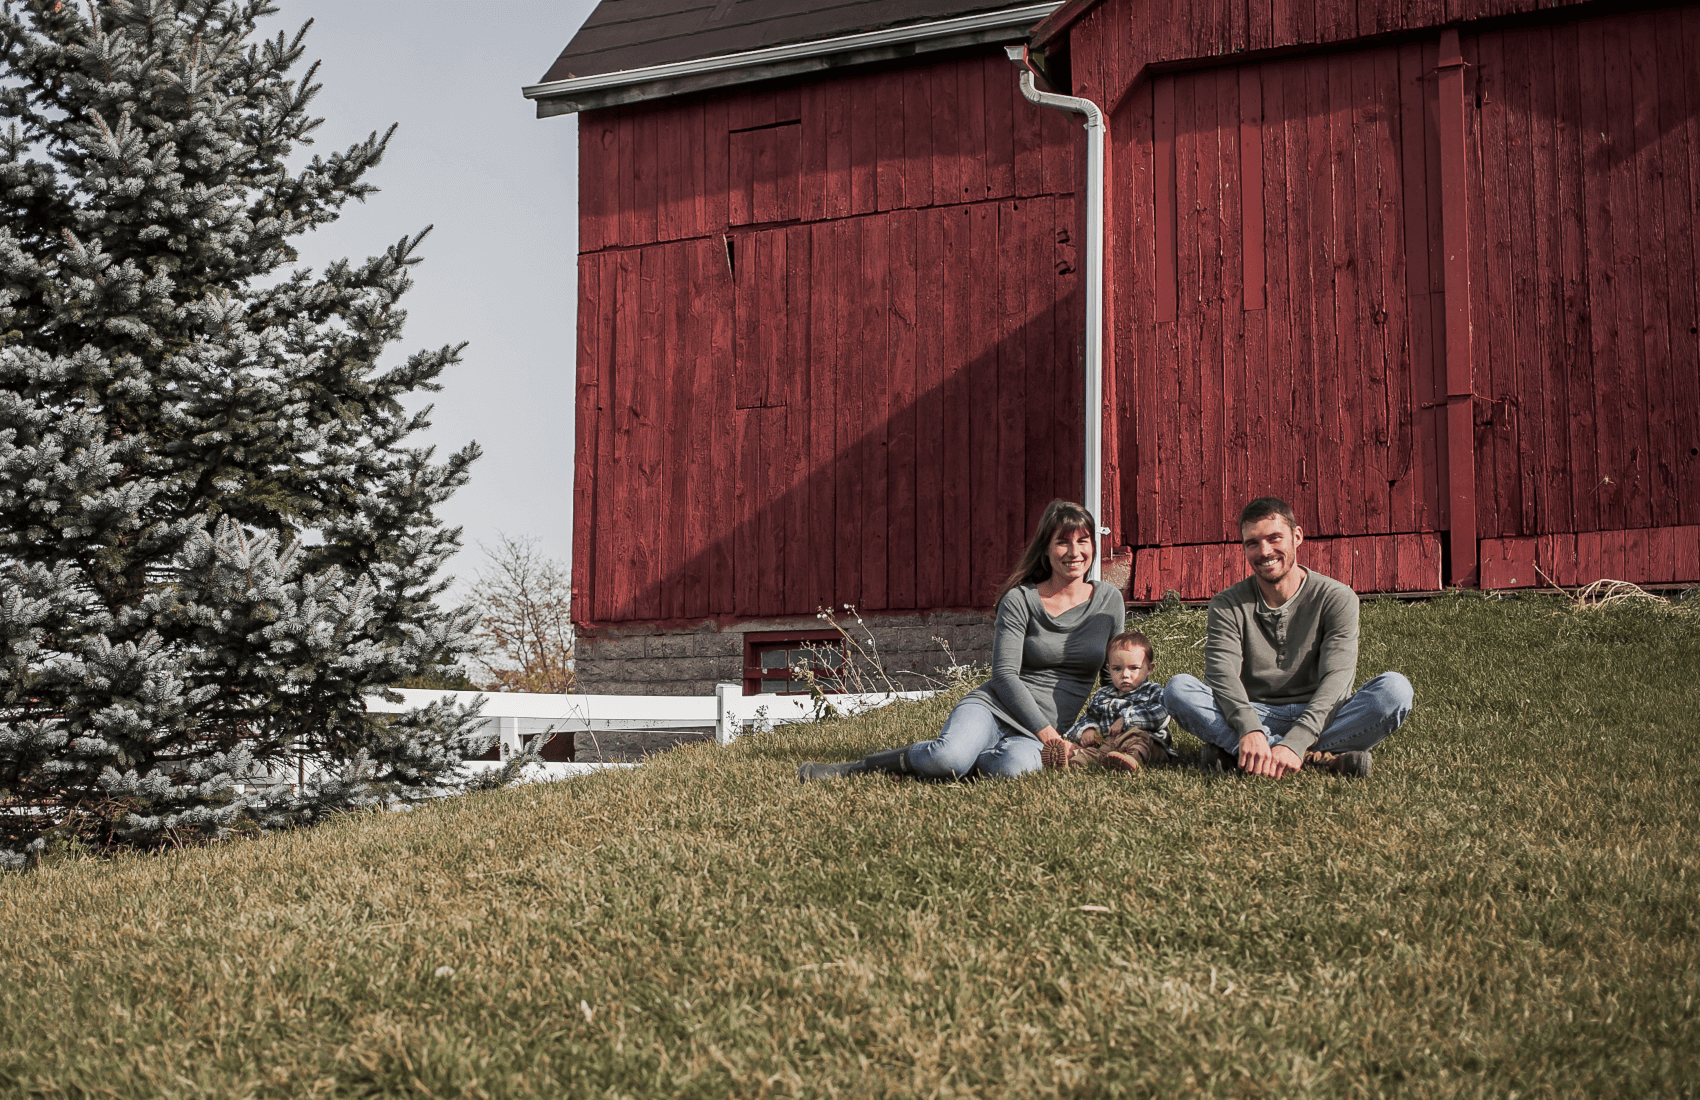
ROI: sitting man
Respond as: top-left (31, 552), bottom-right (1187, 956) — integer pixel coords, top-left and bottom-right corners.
top-left (1164, 497), bottom-right (1413, 778)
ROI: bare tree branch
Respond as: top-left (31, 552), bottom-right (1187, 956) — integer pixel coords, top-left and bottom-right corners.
top-left (470, 534), bottom-right (575, 694)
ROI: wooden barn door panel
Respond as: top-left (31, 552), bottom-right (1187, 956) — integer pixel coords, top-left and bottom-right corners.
top-left (727, 226), bottom-right (811, 617)
top-left (1119, 7), bottom-right (1700, 598)
top-left (583, 211), bottom-right (1085, 627)
top-left (729, 121), bottom-right (802, 227)
top-left (721, 205), bottom-right (1083, 619)
top-left (586, 237), bottom-right (734, 624)
top-left (574, 252), bottom-right (614, 623)
top-left (1463, 11), bottom-right (1700, 547)
top-left (1129, 45), bottom-right (1443, 556)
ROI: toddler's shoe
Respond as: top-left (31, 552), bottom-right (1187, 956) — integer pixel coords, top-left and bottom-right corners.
top-left (1102, 730), bottom-right (1163, 773)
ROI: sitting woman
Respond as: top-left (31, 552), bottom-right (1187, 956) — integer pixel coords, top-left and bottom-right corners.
top-left (798, 499), bottom-right (1126, 781)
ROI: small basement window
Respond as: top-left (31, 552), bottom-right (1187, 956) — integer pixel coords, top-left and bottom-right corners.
top-left (743, 630), bottom-right (847, 696)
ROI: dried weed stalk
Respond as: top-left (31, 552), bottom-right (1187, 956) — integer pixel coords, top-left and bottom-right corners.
top-left (783, 606), bottom-right (987, 720)
top-left (1531, 566), bottom-right (1680, 611)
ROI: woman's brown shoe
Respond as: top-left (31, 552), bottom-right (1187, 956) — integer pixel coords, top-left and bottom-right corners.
top-left (1041, 740), bottom-right (1077, 770)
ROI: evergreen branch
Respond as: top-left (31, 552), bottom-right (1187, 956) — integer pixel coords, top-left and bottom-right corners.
top-left (0, 0), bottom-right (485, 860)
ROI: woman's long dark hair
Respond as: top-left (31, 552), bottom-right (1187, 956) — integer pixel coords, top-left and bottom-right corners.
top-left (992, 499), bottom-right (1096, 607)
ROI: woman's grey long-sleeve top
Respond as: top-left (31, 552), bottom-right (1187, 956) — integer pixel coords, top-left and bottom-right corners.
top-left (959, 580), bottom-right (1126, 737)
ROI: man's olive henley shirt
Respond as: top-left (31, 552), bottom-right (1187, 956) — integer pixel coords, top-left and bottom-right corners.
top-left (1202, 568), bottom-right (1359, 758)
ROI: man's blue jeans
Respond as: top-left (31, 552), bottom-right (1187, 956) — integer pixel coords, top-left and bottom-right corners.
top-left (1163, 672), bottom-right (1412, 757)
top-left (906, 700), bottom-right (1043, 779)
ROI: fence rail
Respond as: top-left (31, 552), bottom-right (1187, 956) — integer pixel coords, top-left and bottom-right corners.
top-left (358, 685), bottom-right (936, 780)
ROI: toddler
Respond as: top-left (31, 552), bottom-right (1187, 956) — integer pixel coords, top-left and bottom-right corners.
top-left (1042, 631), bottom-right (1175, 772)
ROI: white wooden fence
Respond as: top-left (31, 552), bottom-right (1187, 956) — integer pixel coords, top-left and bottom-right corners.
top-left (361, 684), bottom-right (935, 782)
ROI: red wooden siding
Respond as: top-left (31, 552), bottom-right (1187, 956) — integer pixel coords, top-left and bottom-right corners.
top-left (1482, 527), bottom-right (1700, 589)
top-left (1054, 0), bottom-right (1600, 114)
top-left (579, 53), bottom-right (1079, 252)
top-left (1115, 45), bottom-right (1446, 554)
top-left (572, 0), bottom-right (1700, 622)
top-left (574, 53), bottom-right (1084, 626)
top-left (1078, 3), bottom-right (1700, 599)
top-left (1463, 12), bottom-right (1700, 542)
top-left (1129, 533), bottom-right (1442, 601)
top-left (729, 121), bottom-right (802, 226)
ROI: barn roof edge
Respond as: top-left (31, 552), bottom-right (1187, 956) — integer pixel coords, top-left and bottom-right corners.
top-left (523, 2), bottom-right (1061, 117)
top-left (1026, 0), bottom-right (1098, 51)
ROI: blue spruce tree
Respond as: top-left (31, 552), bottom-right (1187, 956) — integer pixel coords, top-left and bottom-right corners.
top-left (0, 0), bottom-right (491, 865)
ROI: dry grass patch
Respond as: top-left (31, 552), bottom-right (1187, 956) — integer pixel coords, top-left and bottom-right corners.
top-left (1, 594), bottom-right (1697, 1098)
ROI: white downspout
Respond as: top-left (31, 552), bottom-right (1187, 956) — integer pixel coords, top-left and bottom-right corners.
top-left (1005, 45), bottom-right (1107, 582)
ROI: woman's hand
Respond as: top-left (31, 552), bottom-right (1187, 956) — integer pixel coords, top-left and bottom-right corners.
top-left (1035, 726), bottom-right (1063, 745)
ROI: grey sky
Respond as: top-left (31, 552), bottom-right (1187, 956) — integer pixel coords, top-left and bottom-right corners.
top-left (260, 0), bottom-right (601, 601)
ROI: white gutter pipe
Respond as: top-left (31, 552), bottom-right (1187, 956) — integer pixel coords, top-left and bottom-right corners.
top-left (1005, 46), bottom-right (1107, 582)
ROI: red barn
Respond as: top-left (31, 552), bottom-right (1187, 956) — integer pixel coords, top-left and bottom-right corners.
top-left (528, 0), bottom-right (1700, 695)
top-left (1033, 0), bottom-right (1700, 602)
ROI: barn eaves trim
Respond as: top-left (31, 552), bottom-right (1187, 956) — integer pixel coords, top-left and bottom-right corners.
top-left (522, 2), bottom-right (1061, 118)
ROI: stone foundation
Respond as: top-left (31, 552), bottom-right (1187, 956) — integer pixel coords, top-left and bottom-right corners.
top-left (575, 610), bottom-right (997, 696)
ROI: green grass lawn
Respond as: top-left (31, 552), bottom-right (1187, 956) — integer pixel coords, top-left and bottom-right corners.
top-left (3, 594), bottom-right (1698, 1098)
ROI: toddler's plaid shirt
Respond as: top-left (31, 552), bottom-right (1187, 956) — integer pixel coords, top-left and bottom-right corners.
top-left (1064, 679), bottom-right (1176, 757)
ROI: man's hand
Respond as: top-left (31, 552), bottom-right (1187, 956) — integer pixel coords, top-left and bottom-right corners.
top-left (1036, 725), bottom-right (1063, 746)
top-left (1236, 730), bottom-right (1303, 778)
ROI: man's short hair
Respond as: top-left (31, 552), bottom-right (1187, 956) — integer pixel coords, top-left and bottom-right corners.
top-left (1239, 497), bottom-right (1298, 532)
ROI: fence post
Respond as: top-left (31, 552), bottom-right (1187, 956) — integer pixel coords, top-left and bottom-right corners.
top-left (715, 683), bottom-right (739, 745)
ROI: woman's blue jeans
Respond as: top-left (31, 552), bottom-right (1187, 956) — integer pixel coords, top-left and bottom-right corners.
top-left (1163, 672), bottom-right (1413, 756)
top-left (905, 700), bottom-right (1043, 779)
